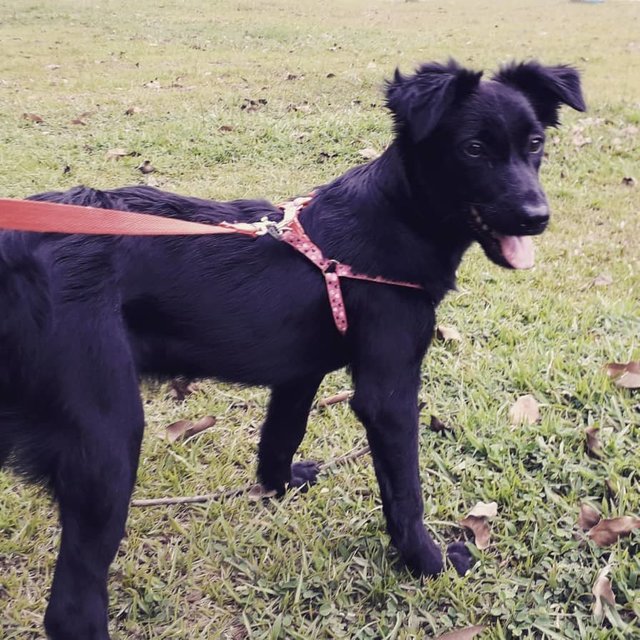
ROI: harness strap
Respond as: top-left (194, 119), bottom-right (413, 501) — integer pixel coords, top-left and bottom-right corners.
top-left (277, 199), bottom-right (422, 335)
top-left (0, 194), bottom-right (423, 336)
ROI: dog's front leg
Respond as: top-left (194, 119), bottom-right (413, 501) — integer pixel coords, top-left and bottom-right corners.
top-left (257, 374), bottom-right (324, 495)
top-left (350, 345), bottom-right (471, 577)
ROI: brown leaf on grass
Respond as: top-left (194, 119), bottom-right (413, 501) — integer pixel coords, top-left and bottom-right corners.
top-left (436, 325), bottom-right (462, 342)
top-left (587, 516), bottom-right (640, 547)
top-left (71, 118), bottom-right (87, 126)
top-left (137, 160), bottom-right (155, 174)
top-left (105, 148), bottom-right (131, 161)
top-left (358, 147), bottom-right (380, 160)
top-left (592, 565), bottom-right (616, 623)
top-left (218, 124), bottom-right (235, 132)
top-left (572, 133), bottom-right (592, 147)
top-left (592, 273), bottom-right (613, 287)
top-left (168, 377), bottom-right (200, 402)
top-left (468, 501), bottom-right (498, 518)
top-left (124, 106), bottom-right (143, 116)
top-left (165, 416), bottom-right (216, 443)
top-left (241, 98), bottom-right (267, 112)
top-left (317, 390), bottom-right (353, 407)
top-left (247, 483), bottom-right (277, 501)
top-left (436, 625), bottom-right (486, 639)
top-left (22, 112), bottom-right (44, 123)
top-left (585, 425), bottom-right (603, 457)
top-left (605, 361), bottom-right (640, 389)
top-left (579, 503), bottom-right (601, 531)
top-left (428, 415), bottom-right (452, 434)
top-left (460, 502), bottom-right (497, 550)
top-left (509, 395), bottom-right (540, 425)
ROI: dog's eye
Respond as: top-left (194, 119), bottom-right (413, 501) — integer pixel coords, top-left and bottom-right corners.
top-left (529, 137), bottom-right (544, 154)
top-left (464, 141), bottom-right (484, 158)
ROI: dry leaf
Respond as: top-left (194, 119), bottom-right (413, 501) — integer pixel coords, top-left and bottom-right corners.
top-left (428, 415), bottom-right (451, 433)
top-left (467, 501), bottom-right (498, 519)
top-left (125, 106), bottom-right (142, 116)
top-left (585, 425), bottom-right (603, 457)
top-left (578, 503), bottom-right (601, 531)
top-left (241, 98), bottom-right (267, 112)
top-left (436, 626), bottom-right (486, 640)
top-left (358, 147), bottom-right (380, 160)
top-left (219, 124), bottom-right (235, 132)
top-left (169, 377), bottom-right (199, 402)
top-left (460, 516), bottom-right (491, 550)
top-left (509, 395), bottom-right (540, 425)
top-left (616, 371), bottom-right (640, 389)
top-left (588, 515), bottom-right (640, 547)
top-left (71, 118), bottom-right (87, 126)
top-left (592, 565), bottom-right (616, 623)
top-left (436, 325), bottom-right (462, 342)
top-left (165, 416), bottom-right (216, 443)
top-left (460, 501), bottom-right (497, 550)
top-left (592, 273), bottom-right (613, 287)
top-left (137, 160), bottom-right (155, 174)
top-left (248, 483), bottom-right (277, 501)
top-left (572, 133), bottom-right (592, 147)
top-left (605, 361), bottom-right (640, 389)
top-left (185, 589), bottom-right (203, 603)
top-left (22, 112), bottom-right (44, 123)
top-left (105, 148), bottom-right (130, 161)
top-left (317, 390), bottom-right (353, 407)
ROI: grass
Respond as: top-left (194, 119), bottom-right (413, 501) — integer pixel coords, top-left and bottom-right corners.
top-left (0, 0), bottom-right (639, 638)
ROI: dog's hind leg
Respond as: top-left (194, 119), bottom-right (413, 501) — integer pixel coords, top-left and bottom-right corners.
top-left (40, 312), bottom-right (144, 639)
top-left (44, 373), bottom-right (143, 640)
top-left (257, 374), bottom-right (324, 495)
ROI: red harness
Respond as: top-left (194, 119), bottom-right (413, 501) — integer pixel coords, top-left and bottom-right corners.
top-left (0, 195), bottom-right (423, 335)
top-left (273, 196), bottom-right (423, 334)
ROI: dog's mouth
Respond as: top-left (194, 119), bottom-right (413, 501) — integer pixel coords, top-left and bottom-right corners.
top-left (469, 206), bottom-right (535, 270)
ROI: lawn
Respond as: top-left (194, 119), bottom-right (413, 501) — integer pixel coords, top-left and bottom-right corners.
top-left (0, 0), bottom-right (638, 638)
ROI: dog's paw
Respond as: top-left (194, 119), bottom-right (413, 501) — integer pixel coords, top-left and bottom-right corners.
top-left (446, 541), bottom-right (473, 576)
top-left (288, 460), bottom-right (320, 492)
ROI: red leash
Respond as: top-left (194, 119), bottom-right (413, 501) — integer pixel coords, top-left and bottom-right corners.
top-left (0, 198), bottom-right (256, 236)
top-left (0, 195), bottom-right (422, 335)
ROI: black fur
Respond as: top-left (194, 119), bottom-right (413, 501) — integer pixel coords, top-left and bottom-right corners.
top-left (0, 60), bottom-right (584, 639)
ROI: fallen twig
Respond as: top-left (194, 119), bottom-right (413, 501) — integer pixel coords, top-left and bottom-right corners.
top-left (131, 444), bottom-right (370, 508)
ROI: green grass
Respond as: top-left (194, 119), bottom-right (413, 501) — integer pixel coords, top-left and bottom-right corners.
top-left (0, 0), bottom-right (639, 638)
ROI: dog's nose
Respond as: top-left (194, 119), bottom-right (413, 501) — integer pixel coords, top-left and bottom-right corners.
top-left (520, 202), bottom-right (549, 234)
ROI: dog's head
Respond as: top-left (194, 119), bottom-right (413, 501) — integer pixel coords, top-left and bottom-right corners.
top-left (386, 60), bottom-right (586, 269)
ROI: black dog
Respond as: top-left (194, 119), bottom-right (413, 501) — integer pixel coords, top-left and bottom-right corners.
top-left (0, 60), bottom-right (584, 639)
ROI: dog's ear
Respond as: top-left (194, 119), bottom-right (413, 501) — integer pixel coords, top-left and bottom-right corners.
top-left (386, 60), bottom-right (482, 142)
top-left (494, 62), bottom-right (586, 127)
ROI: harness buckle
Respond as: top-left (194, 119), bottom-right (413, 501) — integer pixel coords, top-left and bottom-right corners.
top-left (323, 259), bottom-right (338, 274)
top-left (253, 216), bottom-right (283, 238)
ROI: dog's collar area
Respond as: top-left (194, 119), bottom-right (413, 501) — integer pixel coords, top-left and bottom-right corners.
top-left (274, 196), bottom-right (423, 335)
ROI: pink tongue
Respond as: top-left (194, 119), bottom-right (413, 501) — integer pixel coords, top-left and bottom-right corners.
top-left (498, 235), bottom-right (535, 269)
